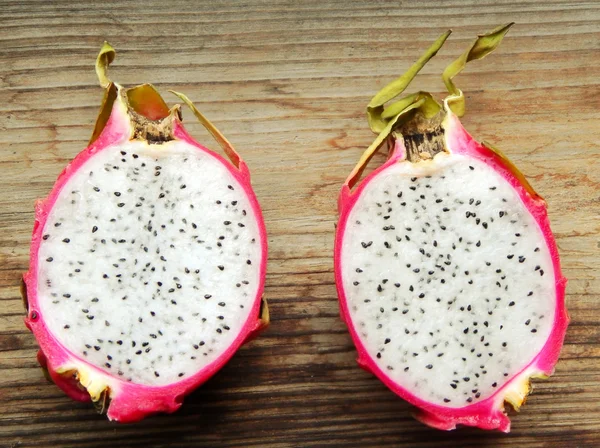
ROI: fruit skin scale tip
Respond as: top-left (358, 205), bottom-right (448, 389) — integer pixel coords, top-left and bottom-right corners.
top-left (23, 42), bottom-right (269, 422)
top-left (335, 24), bottom-right (568, 432)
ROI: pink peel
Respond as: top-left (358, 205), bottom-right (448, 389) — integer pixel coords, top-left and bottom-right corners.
top-left (24, 75), bottom-right (268, 422)
top-left (334, 109), bottom-right (568, 432)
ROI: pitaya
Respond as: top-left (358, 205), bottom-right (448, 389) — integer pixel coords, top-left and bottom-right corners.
top-left (334, 24), bottom-right (568, 432)
top-left (22, 43), bottom-right (269, 422)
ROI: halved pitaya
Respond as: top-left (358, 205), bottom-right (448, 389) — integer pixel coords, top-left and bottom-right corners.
top-left (334, 24), bottom-right (568, 432)
top-left (22, 43), bottom-right (268, 422)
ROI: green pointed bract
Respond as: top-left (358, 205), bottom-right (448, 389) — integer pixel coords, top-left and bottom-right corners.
top-left (443, 23), bottom-right (514, 117)
top-left (170, 90), bottom-right (242, 170)
top-left (367, 30), bottom-right (451, 133)
top-left (95, 41), bottom-right (116, 89)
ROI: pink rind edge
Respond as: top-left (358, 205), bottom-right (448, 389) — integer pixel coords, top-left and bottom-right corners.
top-left (334, 116), bottom-right (569, 432)
top-left (23, 100), bottom-right (268, 423)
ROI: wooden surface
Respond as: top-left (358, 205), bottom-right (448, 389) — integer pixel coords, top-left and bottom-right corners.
top-left (1, 1), bottom-right (599, 446)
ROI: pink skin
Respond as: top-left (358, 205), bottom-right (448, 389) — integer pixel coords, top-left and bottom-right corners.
top-left (334, 111), bottom-right (568, 432)
top-left (23, 100), bottom-right (268, 423)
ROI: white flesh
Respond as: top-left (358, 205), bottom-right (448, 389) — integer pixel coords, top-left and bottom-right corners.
top-left (37, 139), bottom-right (262, 386)
top-left (341, 153), bottom-right (555, 407)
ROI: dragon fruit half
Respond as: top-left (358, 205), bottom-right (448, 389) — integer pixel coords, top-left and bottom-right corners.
top-left (334, 24), bottom-right (568, 432)
top-left (22, 43), bottom-right (268, 422)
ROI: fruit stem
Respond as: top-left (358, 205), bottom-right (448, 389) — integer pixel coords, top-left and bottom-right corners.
top-left (399, 112), bottom-right (446, 162)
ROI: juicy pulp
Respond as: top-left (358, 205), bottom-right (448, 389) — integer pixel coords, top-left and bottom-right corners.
top-left (37, 138), bottom-right (262, 386)
top-left (340, 152), bottom-right (555, 407)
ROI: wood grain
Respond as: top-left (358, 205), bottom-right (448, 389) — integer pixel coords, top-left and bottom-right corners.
top-left (1, 0), bottom-right (599, 446)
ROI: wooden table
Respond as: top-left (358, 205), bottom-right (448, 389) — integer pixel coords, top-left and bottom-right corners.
top-left (1, 1), bottom-right (599, 446)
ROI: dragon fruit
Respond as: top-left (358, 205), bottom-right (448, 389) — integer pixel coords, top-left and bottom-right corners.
top-left (22, 43), bottom-right (268, 422)
top-left (334, 24), bottom-right (568, 432)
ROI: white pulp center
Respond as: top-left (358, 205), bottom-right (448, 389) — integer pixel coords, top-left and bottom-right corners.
top-left (37, 139), bottom-right (262, 386)
top-left (341, 153), bottom-right (556, 407)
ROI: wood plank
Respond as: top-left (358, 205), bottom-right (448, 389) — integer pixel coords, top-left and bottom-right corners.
top-left (0, 0), bottom-right (598, 446)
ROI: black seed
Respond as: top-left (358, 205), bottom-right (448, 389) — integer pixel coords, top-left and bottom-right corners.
top-left (426, 364), bottom-right (433, 369)
top-left (519, 256), bottom-right (526, 263)
top-left (531, 328), bottom-right (538, 333)
top-left (509, 301), bottom-right (515, 306)
top-left (205, 294), bottom-right (212, 299)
